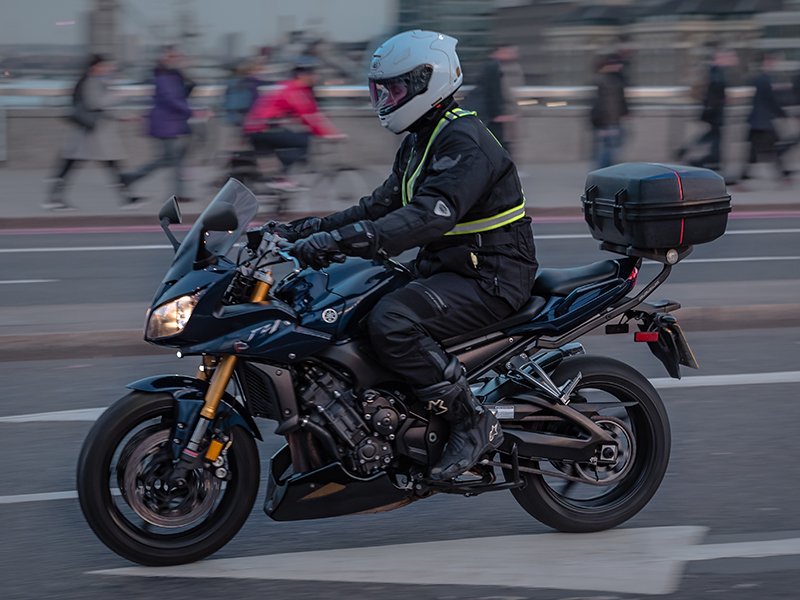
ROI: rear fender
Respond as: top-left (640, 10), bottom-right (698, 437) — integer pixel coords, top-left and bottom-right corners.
top-left (632, 312), bottom-right (699, 379)
top-left (127, 376), bottom-right (263, 460)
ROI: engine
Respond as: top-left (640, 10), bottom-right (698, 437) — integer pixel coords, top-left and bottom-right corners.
top-left (296, 364), bottom-right (406, 477)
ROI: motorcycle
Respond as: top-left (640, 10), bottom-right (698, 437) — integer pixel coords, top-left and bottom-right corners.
top-left (77, 178), bottom-right (704, 566)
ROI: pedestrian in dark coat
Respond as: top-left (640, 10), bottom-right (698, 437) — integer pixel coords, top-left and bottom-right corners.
top-left (739, 53), bottom-right (792, 184)
top-left (464, 46), bottom-right (520, 152)
top-left (590, 53), bottom-right (629, 169)
top-left (675, 47), bottom-right (738, 171)
top-left (122, 46), bottom-right (195, 201)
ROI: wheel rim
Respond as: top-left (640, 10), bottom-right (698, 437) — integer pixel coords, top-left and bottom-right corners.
top-left (104, 409), bottom-right (240, 542)
top-left (118, 427), bottom-right (222, 529)
top-left (533, 380), bottom-right (656, 513)
top-left (573, 416), bottom-right (636, 485)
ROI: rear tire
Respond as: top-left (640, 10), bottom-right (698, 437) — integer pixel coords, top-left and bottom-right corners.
top-left (76, 391), bottom-right (260, 565)
top-left (506, 355), bottom-right (670, 532)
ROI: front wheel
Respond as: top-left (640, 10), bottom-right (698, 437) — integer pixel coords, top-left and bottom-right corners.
top-left (505, 355), bottom-right (671, 533)
top-left (76, 392), bottom-right (260, 566)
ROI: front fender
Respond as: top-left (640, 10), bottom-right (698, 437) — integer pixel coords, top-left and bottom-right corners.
top-left (127, 375), bottom-right (263, 442)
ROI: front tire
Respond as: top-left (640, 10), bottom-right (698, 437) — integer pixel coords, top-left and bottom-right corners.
top-left (506, 355), bottom-right (670, 533)
top-left (77, 391), bottom-right (260, 566)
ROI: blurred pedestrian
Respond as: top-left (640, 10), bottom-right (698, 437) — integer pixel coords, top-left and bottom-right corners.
top-left (121, 45), bottom-right (195, 201)
top-left (242, 56), bottom-right (343, 191)
top-left (738, 52), bottom-right (792, 186)
top-left (218, 57), bottom-right (263, 157)
top-left (465, 45), bottom-right (521, 152)
top-left (675, 46), bottom-right (738, 171)
top-left (45, 54), bottom-right (139, 211)
top-left (590, 53), bottom-right (629, 169)
top-left (223, 58), bottom-right (262, 128)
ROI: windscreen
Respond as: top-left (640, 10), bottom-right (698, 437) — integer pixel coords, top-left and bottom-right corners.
top-left (162, 178), bottom-right (259, 284)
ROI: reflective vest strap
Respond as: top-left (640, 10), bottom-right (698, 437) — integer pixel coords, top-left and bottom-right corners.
top-left (444, 199), bottom-right (527, 236)
top-left (401, 107), bottom-right (526, 236)
top-left (402, 109), bottom-right (475, 206)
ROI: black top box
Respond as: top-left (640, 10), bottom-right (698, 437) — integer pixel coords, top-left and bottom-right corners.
top-left (581, 163), bottom-right (731, 251)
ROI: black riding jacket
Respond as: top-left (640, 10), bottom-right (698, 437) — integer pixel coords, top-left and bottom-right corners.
top-left (321, 100), bottom-right (538, 310)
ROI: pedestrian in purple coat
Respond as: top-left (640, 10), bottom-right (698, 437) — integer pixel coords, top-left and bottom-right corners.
top-left (122, 46), bottom-right (195, 200)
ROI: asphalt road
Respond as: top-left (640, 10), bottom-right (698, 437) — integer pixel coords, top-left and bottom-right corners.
top-left (0, 215), bottom-right (799, 599)
top-left (1, 328), bottom-right (799, 599)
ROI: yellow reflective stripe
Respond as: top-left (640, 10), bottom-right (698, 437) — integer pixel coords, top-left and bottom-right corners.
top-left (484, 125), bottom-right (504, 149)
top-left (402, 117), bottom-right (451, 205)
top-left (444, 200), bottom-right (527, 236)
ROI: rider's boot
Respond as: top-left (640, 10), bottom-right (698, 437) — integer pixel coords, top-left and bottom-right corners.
top-left (415, 357), bottom-right (504, 481)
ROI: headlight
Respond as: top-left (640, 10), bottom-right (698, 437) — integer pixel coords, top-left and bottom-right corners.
top-left (145, 293), bottom-right (200, 340)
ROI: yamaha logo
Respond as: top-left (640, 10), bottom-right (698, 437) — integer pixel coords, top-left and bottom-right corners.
top-left (322, 309), bottom-right (339, 324)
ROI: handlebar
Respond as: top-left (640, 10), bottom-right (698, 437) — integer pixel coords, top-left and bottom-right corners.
top-left (255, 222), bottom-right (413, 276)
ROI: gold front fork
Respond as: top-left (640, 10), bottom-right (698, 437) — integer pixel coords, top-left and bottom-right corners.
top-left (199, 278), bottom-right (271, 420)
top-left (182, 278), bottom-right (272, 460)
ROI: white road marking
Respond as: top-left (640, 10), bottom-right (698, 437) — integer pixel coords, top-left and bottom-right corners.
top-left (90, 527), bottom-right (800, 595)
top-left (0, 279), bottom-right (59, 284)
top-left (0, 407), bottom-right (106, 423)
top-left (0, 245), bottom-right (171, 253)
top-left (724, 228), bottom-right (800, 235)
top-left (675, 256), bottom-right (799, 264)
top-left (536, 233), bottom-right (594, 239)
top-left (684, 537), bottom-right (800, 561)
top-left (91, 527), bottom-right (708, 595)
top-left (0, 490), bottom-right (77, 504)
top-left (649, 371), bottom-right (800, 389)
top-left (535, 228), bottom-right (800, 240)
top-left (0, 488), bottom-right (120, 505)
top-left (2, 371), bottom-right (798, 428)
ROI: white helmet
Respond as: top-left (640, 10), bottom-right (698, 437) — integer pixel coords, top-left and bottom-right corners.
top-left (368, 30), bottom-right (463, 134)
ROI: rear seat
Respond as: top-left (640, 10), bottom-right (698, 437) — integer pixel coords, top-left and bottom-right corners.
top-left (533, 259), bottom-right (620, 297)
top-left (442, 259), bottom-right (621, 348)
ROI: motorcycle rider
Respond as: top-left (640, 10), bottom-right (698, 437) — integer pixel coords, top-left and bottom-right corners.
top-left (282, 30), bottom-right (538, 481)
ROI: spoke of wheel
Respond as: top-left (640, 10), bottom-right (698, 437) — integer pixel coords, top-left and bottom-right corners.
top-left (559, 463), bottom-right (579, 498)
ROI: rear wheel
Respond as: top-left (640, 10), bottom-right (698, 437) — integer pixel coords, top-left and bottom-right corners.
top-left (505, 355), bottom-right (670, 532)
top-left (76, 392), bottom-right (260, 566)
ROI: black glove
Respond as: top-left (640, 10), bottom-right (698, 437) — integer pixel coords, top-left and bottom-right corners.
top-left (331, 220), bottom-right (379, 258)
top-left (270, 217), bottom-right (322, 242)
top-left (290, 231), bottom-right (346, 270)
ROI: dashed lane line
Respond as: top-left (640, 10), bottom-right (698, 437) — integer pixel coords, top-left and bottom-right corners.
top-left (0, 279), bottom-right (59, 284)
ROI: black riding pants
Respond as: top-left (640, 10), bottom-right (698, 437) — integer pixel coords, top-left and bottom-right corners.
top-left (367, 272), bottom-right (516, 387)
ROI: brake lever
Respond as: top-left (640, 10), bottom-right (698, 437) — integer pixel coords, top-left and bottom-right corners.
top-left (274, 239), bottom-right (302, 271)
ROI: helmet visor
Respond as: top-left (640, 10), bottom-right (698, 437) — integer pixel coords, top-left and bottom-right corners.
top-left (369, 65), bottom-right (432, 116)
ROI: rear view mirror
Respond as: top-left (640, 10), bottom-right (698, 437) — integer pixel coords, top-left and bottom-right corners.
top-left (158, 196), bottom-right (182, 252)
top-left (201, 202), bottom-right (238, 232)
top-left (158, 196), bottom-right (182, 225)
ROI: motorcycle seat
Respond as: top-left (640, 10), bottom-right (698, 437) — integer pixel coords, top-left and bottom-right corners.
top-left (533, 259), bottom-right (620, 297)
top-left (443, 295), bottom-right (547, 348)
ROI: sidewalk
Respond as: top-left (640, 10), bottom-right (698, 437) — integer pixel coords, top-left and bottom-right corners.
top-left (1, 162), bottom-right (798, 227)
